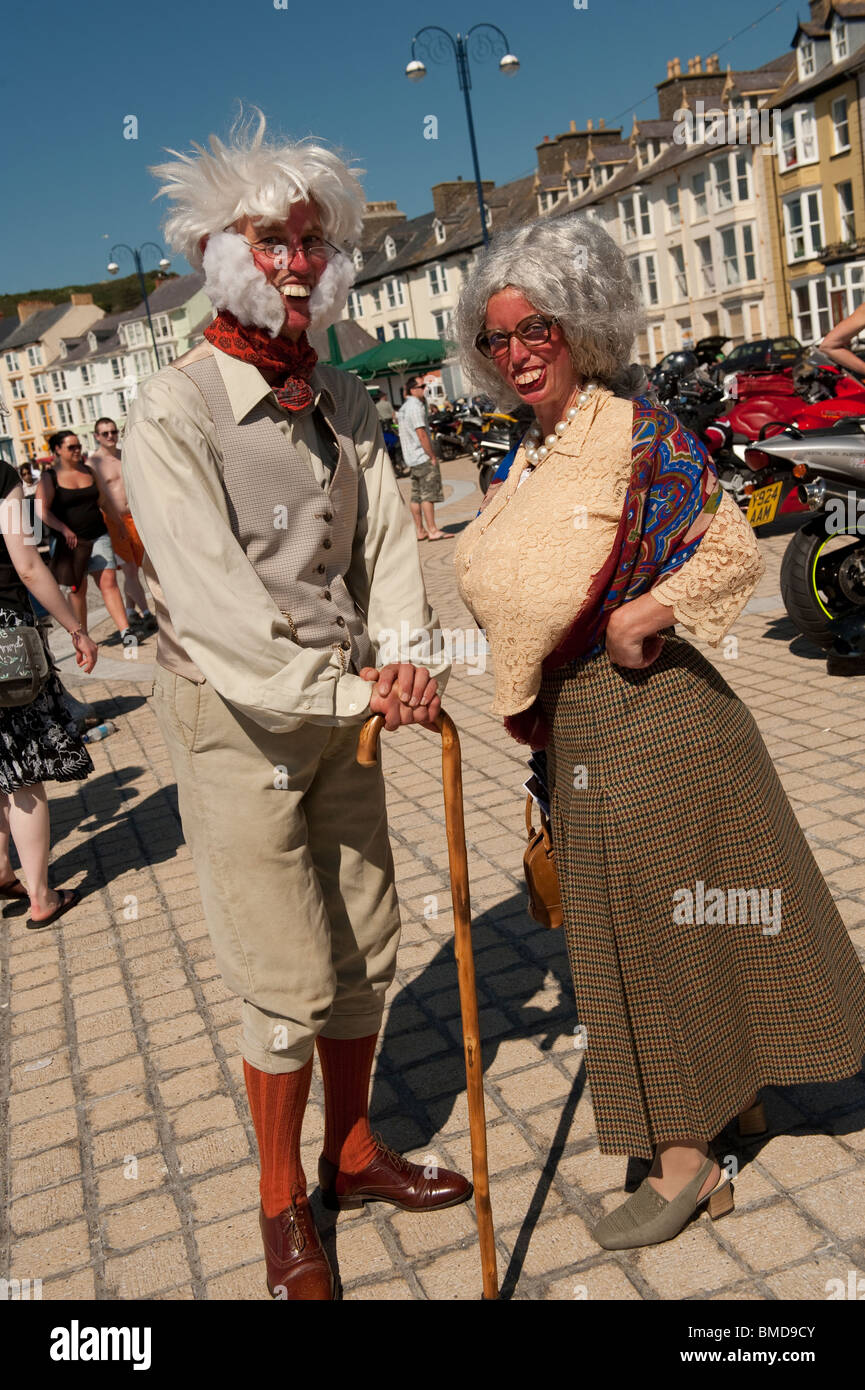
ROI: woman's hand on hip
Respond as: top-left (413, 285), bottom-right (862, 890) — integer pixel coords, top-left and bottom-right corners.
top-left (62, 527), bottom-right (78, 549)
top-left (605, 595), bottom-right (671, 669)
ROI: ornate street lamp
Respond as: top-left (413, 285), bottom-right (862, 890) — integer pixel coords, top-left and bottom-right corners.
top-left (106, 242), bottom-right (171, 361)
top-left (405, 24), bottom-right (519, 248)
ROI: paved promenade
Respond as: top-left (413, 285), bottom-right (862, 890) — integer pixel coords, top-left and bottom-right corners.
top-left (2, 457), bottom-right (864, 1301)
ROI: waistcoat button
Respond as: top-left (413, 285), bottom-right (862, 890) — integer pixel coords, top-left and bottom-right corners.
top-left (322, 538), bottom-right (332, 549)
top-left (322, 512), bottom-right (333, 523)
top-left (316, 564), bottom-right (325, 574)
top-left (322, 591), bottom-right (332, 601)
top-left (335, 616), bottom-right (346, 627)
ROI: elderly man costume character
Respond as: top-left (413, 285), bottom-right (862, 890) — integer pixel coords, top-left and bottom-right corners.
top-left (123, 113), bottom-right (470, 1301)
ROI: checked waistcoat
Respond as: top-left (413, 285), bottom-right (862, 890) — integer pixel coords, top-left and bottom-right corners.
top-left (154, 354), bottom-right (375, 682)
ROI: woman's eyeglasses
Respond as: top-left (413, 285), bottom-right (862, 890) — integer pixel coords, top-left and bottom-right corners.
top-left (249, 234), bottom-right (342, 265)
top-left (475, 314), bottom-right (559, 359)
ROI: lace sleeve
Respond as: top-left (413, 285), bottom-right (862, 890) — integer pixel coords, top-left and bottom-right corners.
top-left (650, 490), bottom-right (765, 646)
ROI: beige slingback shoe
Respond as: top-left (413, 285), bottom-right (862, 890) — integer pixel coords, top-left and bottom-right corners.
top-left (592, 1155), bottom-right (734, 1251)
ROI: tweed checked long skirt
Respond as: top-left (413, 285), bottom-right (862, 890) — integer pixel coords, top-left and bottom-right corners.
top-left (538, 633), bottom-right (865, 1158)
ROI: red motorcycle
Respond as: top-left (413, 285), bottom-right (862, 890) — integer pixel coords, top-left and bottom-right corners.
top-left (703, 356), bottom-right (865, 527)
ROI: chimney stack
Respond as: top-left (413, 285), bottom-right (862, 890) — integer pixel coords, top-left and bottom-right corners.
top-left (569, 119), bottom-right (577, 133)
top-left (69, 293), bottom-right (94, 306)
top-left (598, 117), bottom-right (606, 128)
top-left (16, 300), bottom-right (54, 323)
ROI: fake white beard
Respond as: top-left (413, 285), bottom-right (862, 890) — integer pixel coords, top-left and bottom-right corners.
top-left (202, 230), bottom-right (356, 339)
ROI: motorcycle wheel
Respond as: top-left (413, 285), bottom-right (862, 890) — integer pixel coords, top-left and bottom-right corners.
top-left (477, 463), bottom-right (495, 495)
top-left (780, 518), bottom-right (865, 649)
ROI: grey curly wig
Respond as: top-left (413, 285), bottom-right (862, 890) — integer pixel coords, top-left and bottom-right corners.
top-left (455, 213), bottom-right (647, 407)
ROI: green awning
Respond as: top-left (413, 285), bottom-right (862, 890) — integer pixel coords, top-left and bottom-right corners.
top-left (338, 337), bottom-right (456, 380)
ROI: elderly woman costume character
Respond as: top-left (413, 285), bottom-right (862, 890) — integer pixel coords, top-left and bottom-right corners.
top-left (454, 214), bottom-right (865, 1252)
top-left (122, 113), bottom-right (470, 1301)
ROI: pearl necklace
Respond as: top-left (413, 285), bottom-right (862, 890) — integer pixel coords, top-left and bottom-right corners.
top-left (523, 381), bottom-right (599, 465)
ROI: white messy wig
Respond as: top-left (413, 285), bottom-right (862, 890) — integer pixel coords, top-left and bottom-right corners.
top-left (455, 213), bottom-right (647, 406)
top-left (151, 107), bottom-right (366, 267)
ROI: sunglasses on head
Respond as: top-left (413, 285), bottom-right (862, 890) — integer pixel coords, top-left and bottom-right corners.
top-left (475, 314), bottom-right (558, 359)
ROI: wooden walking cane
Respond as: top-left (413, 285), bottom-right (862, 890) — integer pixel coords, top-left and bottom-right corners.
top-left (358, 710), bottom-right (499, 1300)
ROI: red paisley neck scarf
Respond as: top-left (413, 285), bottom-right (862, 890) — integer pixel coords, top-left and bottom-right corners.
top-left (204, 310), bottom-right (318, 412)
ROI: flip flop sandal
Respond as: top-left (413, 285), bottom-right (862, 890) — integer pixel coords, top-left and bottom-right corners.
top-left (26, 888), bottom-right (81, 931)
top-left (0, 877), bottom-right (28, 900)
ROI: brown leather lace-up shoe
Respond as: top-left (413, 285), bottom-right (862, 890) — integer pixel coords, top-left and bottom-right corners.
top-left (259, 1193), bottom-right (338, 1300)
top-left (318, 1133), bottom-right (473, 1213)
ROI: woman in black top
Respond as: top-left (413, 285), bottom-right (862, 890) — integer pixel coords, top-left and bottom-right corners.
top-left (37, 432), bottom-right (134, 645)
top-left (0, 459), bottom-right (98, 927)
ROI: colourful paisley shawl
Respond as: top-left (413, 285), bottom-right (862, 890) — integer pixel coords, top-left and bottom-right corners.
top-left (204, 310), bottom-right (318, 411)
top-left (504, 396), bottom-right (719, 746)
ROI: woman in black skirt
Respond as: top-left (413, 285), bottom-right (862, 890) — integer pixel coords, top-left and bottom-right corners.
top-left (0, 457), bottom-right (98, 928)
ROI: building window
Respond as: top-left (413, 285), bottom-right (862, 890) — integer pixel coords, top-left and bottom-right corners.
top-left (4, 352), bottom-right (19, 372)
top-left (798, 38), bottom-right (815, 81)
top-left (735, 152), bottom-right (751, 202)
top-left (837, 182), bottom-right (856, 242)
top-left (833, 97), bottom-right (851, 153)
top-left (32, 374), bottom-right (48, 395)
top-left (352, 248), bottom-right (363, 271)
top-left (84, 395), bottom-right (100, 421)
top-left (784, 191), bottom-right (824, 262)
top-left (778, 106), bottom-right (818, 170)
top-left (643, 254), bottom-right (659, 306)
top-left (427, 264), bottom-right (449, 297)
top-left (370, 286), bottom-right (382, 313)
top-left (133, 351), bottom-right (151, 377)
top-left (11, 378), bottom-right (25, 401)
top-left (80, 364), bottom-right (91, 386)
top-left (665, 184), bottom-right (681, 229)
top-left (346, 290), bottom-right (363, 320)
top-left (385, 278), bottom-right (405, 309)
top-left (712, 157), bottom-right (733, 211)
top-left (432, 309), bottom-right (454, 338)
top-left (110, 357), bottom-right (122, 379)
top-left (154, 316), bottom-right (171, 340)
top-left (638, 193), bottom-right (651, 236)
top-left (792, 280), bottom-right (831, 342)
top-left (696, 237), bottom-right (715, 294)
top-left (832, 20), bottom-right (849, 63)
top-left (720, 228), bottom-right (741, 287)
top-left (156, 346), bottom-right (174, 367)
top-left (389, 320), bottom-right (409, 339)
top-left (691, 172), bottom-right (707, 220)
top-left (125, 321), bottom-right (146, 347)
top-left (38, 402), bottom-right (53, 430)
top-left (56, 400), bottom-right (74, 426)
top-left (670, 246), bottom-right (688, 299)
top-left (116, 390), bottom-right (127, 413)
top-left (742, 224), bottom-right (757, 281)
top-left (26, 345), bottom-right (42, 368)
top-left (14, 406), bottom-right (30, 432)
top-left (50, 370), bottom-right (66, 392)
top-left (620, 197), bottom-right (637, 241)
top-left (384, 235), bottom-right (396, 261)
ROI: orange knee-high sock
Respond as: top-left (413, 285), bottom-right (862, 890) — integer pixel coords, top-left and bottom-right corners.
top-left (316, 1033), bottom-right (380, 1173)
top-left (243, 1058), bottom-right (313, 1218)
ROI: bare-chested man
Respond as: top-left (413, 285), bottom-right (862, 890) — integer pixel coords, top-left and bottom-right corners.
top-left (89, 418), bottom-right (157, 634)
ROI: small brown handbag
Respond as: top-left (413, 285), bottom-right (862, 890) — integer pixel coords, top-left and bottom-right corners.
top-left (523, 794), bottom-right (563, 929)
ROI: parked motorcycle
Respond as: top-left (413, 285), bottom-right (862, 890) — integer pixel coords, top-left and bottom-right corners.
top-left (744, 418), bottom-right (865, 656)
top-left (472, 404), bottom-right (534, 494)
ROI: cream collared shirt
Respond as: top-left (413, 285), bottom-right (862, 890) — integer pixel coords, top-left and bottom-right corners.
top-left (122, 344), bottom-right (448, 734)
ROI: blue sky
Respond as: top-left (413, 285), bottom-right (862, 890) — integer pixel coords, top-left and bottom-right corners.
top-left (3, 0), bottom-right (799, 294)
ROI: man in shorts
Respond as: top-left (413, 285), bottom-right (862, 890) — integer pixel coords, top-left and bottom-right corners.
top-left (396, 377), bottom-right (451, 541)
top-left (89, 418), bottom-right (157, 635)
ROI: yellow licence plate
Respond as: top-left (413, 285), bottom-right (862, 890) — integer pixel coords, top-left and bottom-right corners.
top-left (746, 481), bottom-right (783, 528)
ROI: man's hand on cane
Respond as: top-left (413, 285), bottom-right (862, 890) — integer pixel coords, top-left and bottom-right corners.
top-left (359, 663), bottom-right (441, 731)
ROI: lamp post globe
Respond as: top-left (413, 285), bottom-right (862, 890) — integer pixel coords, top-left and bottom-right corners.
top-left (107, 261), bottom-right (119, 275)
top-left (405, 59), bottom-right (427, 82)
top-left (499, 53), bottom-right (520, 76)
top-left (158, 258), bottom-right (171, 271)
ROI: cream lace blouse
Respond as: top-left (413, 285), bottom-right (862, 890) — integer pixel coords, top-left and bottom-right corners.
top-left (455, 387), bottom-right (765, 717)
